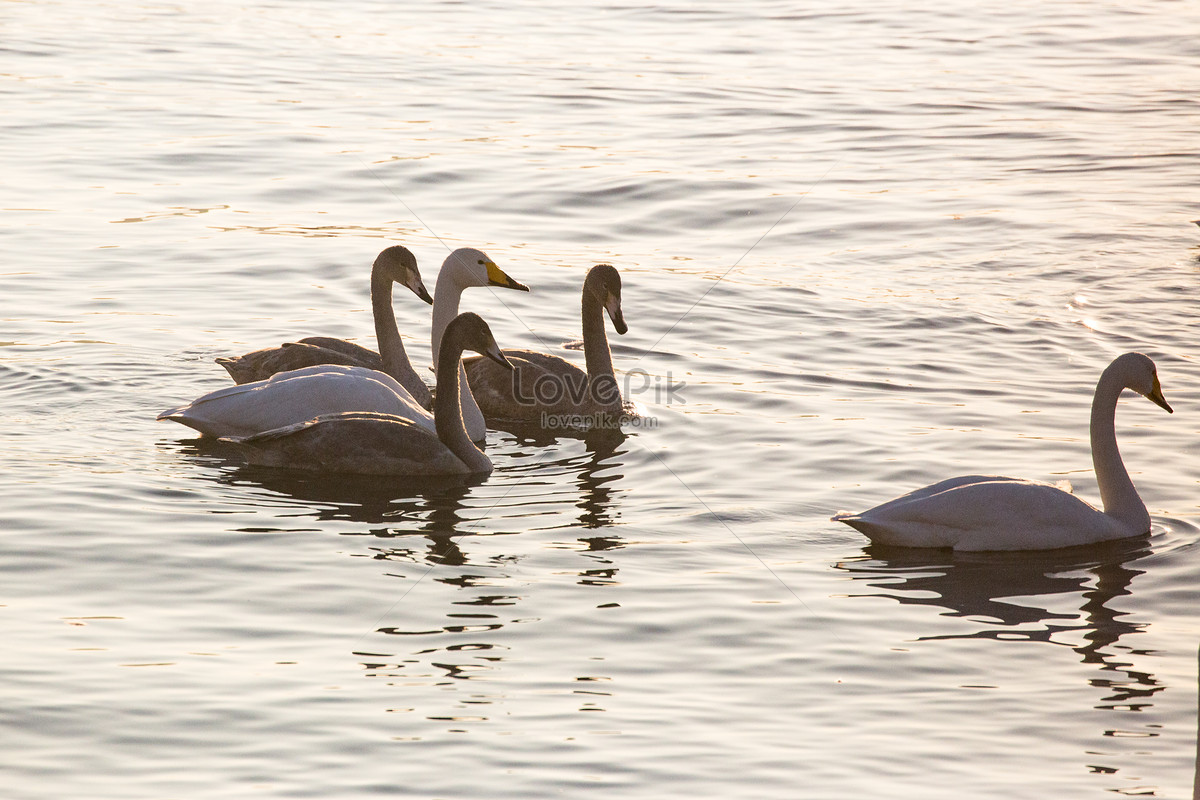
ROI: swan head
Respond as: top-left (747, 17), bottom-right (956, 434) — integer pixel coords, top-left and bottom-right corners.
top-left (586, 263), bottom-right (627, 335)
top-left (375, 245), bottom-right (433, 304)
top-left (440, 248), bottom-right (530, 293)
top-left (446, 311), bottom-right (514, 371)
top-left (1113, 351), bottom-right (1172, 413)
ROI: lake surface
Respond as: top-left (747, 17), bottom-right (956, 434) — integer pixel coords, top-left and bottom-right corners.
top-left (4, 0), bottom-right (1200, 797)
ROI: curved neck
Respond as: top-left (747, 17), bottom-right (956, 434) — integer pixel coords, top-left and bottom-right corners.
top-left (433, 334), bottom-right (490, 472)
top-left (371, 266), bottom-right (429, 406)
top-left (1091, 366), bottom-right (1149, 532)
top-left (430, 272), bottom-right (465, 372)
top-left (581, 281), bottom-right (620, 407)
top-left (430, 273), bottom-right (486, 439)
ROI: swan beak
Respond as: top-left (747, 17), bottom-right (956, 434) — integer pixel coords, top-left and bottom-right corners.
top-left (484, 342), bottom-right (514, 371)
top-left (1147, 377), bottom-right (1173, 413)
top-left (605, 293), bottom-right (628, 335)
top-left (410, 278), bottom-right (433, 305)
top-left (486, 262), bottom-right (530, 292)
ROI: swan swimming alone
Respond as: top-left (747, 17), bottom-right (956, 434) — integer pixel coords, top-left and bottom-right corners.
top-left (221, 313), bottom-right (513, 476)
top-left (462, 263), bottom-right (630, 423)
top-left (216, 245), bottom-right (435, 409)
top-left (833, 352), bottom-right (1173, 551)
top-left (157, 364), bottom-right (433, 439)
top-left (429, 247), bottom-right (529, 440)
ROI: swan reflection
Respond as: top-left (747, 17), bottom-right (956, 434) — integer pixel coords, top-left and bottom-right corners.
top-left (164, 421), bottom-right (631, 576)
top-left (491, 422), bottom-right (630, 533)
top-left (835, 538), bottom-right (1160, 707)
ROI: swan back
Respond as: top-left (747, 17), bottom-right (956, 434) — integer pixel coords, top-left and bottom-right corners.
top-left (225, 412), bottom-right (471, 476)
top-left (834, 476), bottom-right (1129, 551)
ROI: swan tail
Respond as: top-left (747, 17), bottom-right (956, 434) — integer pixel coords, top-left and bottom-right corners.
top-left (156, 410), bottom-right (215, 437)
top-left (215, 356), bottom-right (255, 384)
top-left (831, 512), bottom-right (871, 535)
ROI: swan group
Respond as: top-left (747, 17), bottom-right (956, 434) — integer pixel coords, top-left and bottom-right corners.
top-left (223, 313), bottom-right (512, 476)
top-left (160, 244), bottom-right (637, 476)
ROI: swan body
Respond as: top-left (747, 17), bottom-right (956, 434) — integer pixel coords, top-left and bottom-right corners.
top-left (222, 313), bottom-right (513, 476)
top-left (833, 352), bottom-right (1173, 551)
top-left (158, 364), bottom-right (433, 439)
top-left (463, 264), bottom-right (629, 422)
top-left (429, 247), bottom-right (529, 440)
top-left (216, 245), bottom-right (434, 408)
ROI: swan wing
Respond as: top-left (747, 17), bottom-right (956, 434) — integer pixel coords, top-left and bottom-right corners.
top-left (296, 337), bottom-right (383, 368)
top-left (464, 349), bottom-right (607, 420)
top-left (217, 342), bottom-right (375, 383)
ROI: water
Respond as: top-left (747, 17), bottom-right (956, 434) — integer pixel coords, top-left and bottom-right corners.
top-left (3, 0), bottom-right (1200, 797)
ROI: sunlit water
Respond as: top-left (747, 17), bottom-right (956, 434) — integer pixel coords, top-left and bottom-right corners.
top-left (3, 1), bottom-right (1200, 797)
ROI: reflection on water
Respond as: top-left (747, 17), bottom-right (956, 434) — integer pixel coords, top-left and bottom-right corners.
top-left (836, 539), bottom-right (1160, 710)
top-left (166, 422), bottom-right (631, 540)
top-left (165, 427), bottom-right (632, 692)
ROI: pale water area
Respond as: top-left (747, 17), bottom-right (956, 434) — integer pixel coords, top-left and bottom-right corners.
top-left (3, 0), bottom-right (1200, 797)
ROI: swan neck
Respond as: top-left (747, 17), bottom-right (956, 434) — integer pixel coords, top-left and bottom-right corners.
top-left (581, 283), bottom-right (614, 381)
top-left (434, 331), bottom-right (490, 471)
top-left (1090, 365), bottom-right (1149, 532)
top-left (581, 281), bottom-right (620, 408)
top-left (371, 267), bottom-right (428, 406)
top-left (430, 273), bottom-right (464, 372)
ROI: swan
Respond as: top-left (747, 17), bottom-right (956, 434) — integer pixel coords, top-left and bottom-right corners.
top-left (216, 245), bottom-right (434, 409)
top-left (429, 247), bottom-right (529, 440)
top-left (832, 352), bottom-right (1173, 551)
top-left (158, 363), bottom-right (433, 439)
top-left (461, 264), bottom-right (629, 423)
top-left (220, 313), bottom-right (513, 476)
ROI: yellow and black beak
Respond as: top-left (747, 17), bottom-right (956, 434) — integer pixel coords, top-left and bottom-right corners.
top-left (1147, 375), bottom-right (1173, 413)
top-left (486, 262), bottom-right (530, 292)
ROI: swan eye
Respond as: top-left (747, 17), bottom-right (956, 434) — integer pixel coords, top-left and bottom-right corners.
top-left (478, 260), bottom-right (484, 265)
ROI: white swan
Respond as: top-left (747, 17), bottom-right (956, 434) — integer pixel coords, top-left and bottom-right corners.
top-left (462, 264), bottom-right (629, 422)
top-left (158, 364), bottom-right (433, 439)
top-left (429, 247), bottom-right (529, 440)
top-left (221, 313), bottom-right (513, 476)
top-left (216, 245), bottom-right (434, 408)
top-left (833, 352), bottom-right (1173, 551)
